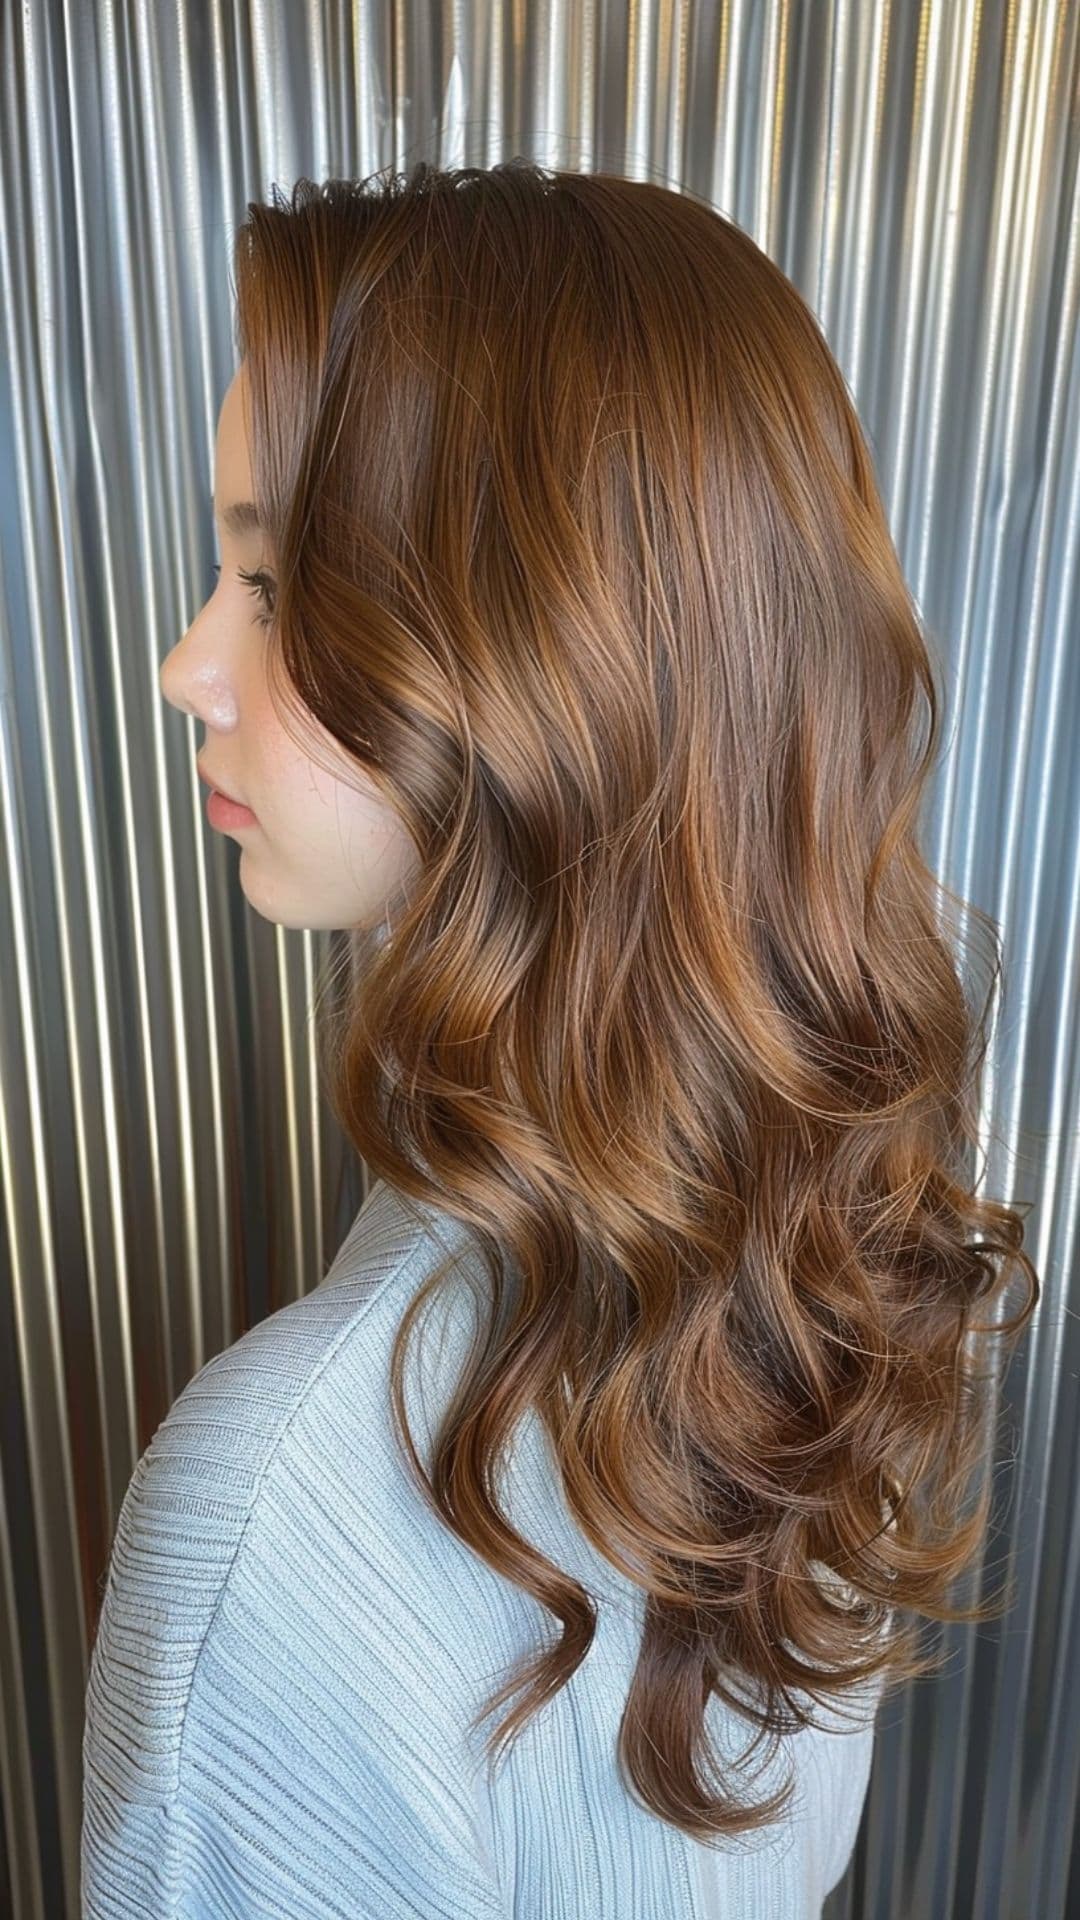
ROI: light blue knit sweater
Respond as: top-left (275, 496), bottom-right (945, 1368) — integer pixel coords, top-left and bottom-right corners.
top-left (82, 1176), bottom-right (888, 1917)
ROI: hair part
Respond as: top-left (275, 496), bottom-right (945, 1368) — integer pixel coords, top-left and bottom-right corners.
top-left (232, 159), bottom-right (1038, 1841)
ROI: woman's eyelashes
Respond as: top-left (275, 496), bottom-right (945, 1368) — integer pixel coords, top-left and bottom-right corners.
top-left (236, 566), bottom-right (277, 627)
top-left (209, 562), bottom-right (277, 628)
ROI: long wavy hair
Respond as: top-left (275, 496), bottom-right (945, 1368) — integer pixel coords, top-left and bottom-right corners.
top-left (230, 159), bottom-right (1039, 1842)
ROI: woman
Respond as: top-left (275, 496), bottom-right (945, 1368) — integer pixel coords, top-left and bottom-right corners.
top-left (81, 159), bottom-right (1037, 1917)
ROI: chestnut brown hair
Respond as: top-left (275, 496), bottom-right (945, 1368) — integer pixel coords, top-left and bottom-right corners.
top-left (231, 160), bottom-right (1038, 1841)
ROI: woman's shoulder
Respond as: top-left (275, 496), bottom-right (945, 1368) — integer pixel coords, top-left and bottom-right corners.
top-left (82, 1181), bottom-right (514, 1917)
top-left (84, 1178), bottom-right (492, 1804)
top-left (150, 1176), bottom-right (487, 1479)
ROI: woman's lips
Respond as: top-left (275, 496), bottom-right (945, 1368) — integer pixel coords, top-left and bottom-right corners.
top-left (206, 788), bottom-right (258, 831)
top-left (196, 760), bottom-right (257, 826)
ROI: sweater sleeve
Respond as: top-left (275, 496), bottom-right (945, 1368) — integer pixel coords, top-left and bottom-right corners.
top-left (82, 1692), bottom-right (507, 1919)
top-left (80, 1337), bottom-right (508, 1919)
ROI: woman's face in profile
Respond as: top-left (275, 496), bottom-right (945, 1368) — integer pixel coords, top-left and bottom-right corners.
top-left (159, 360), bottom-right (420, 933)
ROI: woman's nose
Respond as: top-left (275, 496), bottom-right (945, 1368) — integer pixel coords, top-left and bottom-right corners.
top-left (159, 635), bottom-right (239, 729)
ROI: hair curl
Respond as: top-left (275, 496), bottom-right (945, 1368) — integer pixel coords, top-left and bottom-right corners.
top-left (231, 159), bottom-right (1039, 1842)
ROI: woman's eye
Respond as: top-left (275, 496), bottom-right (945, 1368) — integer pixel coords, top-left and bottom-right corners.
top-left (207, 562), bottom-right (276, 629)
top-left (236, 565), bottom-right (277, 629)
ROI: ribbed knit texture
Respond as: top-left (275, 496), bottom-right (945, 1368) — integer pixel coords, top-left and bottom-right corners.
top-left (82, 1177), bottom-right (887, 1918)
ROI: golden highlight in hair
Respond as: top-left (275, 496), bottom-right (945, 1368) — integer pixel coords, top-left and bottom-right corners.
top-left (231, 160), bottom-right (1038, 1843)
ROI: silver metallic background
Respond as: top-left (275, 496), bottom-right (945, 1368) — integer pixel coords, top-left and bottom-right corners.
top-left (1, 3), bottom-right (1077, 1916)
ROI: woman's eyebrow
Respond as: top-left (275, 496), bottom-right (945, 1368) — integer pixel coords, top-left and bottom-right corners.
top-left (209, 495), bottom-right (263, 536)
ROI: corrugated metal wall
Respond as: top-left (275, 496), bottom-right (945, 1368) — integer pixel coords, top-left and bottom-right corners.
top-left (1, 3), bottom-right (1076, 1915)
